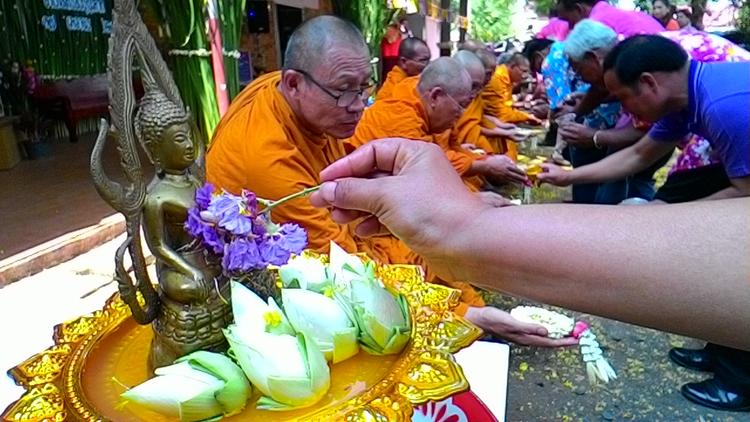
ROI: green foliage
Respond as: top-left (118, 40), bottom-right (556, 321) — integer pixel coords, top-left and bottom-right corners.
top-left (332, 0), bottom-right (397, 59)
top-left (470, 0), bottom-right (515, 42)
top-left (738, 0), bottom-right (750, 35)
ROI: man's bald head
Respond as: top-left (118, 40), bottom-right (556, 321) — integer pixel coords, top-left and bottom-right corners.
top-left (283, 15), bottom-right (369, 71)
top-left (280, 15), bottom-right (372, 140)
top-left (506, 52), bottom-right (530, 84)
top-left (418, 57), bottom-right (471, 98)
top-left (475, 49), bottom-right (497, 85)
top-left (460, 39), bottom-right (486, 53)
top-left (397, 37), bottom-right (431, 76)
top-left (399, 37), bottom-right (429, 60)
top-left (417, 57), bottom-right (472, 133)
top-left (453, 50), bottom-right (485, 96)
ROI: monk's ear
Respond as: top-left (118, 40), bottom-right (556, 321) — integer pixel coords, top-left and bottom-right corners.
top-left (428, 86), bottom-right (444, 104)
top-left (281, 70), bottom-right (304, 96)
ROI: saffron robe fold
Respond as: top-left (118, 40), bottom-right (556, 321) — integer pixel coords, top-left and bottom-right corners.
top-left (376, 66), bottom-right (409, 101)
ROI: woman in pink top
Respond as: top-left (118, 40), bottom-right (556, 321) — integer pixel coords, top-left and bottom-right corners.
top-left (537, 13), bottom-right (570, 41)
top-left (556, 0), bottom-right (663, 37)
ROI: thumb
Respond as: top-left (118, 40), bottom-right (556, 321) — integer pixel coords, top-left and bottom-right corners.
top-left (317, 177), bottom-right (385, 215)
top-left (516, 320), bottom-right (549, 337)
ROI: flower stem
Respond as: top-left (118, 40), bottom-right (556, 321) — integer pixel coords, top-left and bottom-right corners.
top-left (259, 185), bottom-right (321, 215)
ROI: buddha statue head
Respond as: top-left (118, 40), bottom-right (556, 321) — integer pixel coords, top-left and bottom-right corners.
top-left (134, 88), bottom-right (195, 173)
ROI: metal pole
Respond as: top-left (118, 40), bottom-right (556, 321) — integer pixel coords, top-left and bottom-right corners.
top-left (439, 0), bottom-right (451, 56)
top-left (459, 0), bottom-right (468, 43)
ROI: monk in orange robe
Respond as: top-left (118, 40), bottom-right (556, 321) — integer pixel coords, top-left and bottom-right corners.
top-left (376, 37), bottom-right (430, 101)
top-left (208, 17), bottom-right (561, 346)
top-left (481, 53), bottom-right (542, 159)
top-left (450, 51), bottom-right (528, 187)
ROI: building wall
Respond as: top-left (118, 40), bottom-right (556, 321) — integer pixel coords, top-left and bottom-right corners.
top-left (239, 0), bottom-right (333, 75)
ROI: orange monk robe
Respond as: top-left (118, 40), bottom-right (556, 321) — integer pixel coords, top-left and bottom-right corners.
top-left (448, 97), bottom-right (497, 191)
top-left (350, 80), bottom-right (478, 181)
top-left (206, 71), bottom-right (414, 267)
top-left (376, 65), bottom-right (408, 101)
top-left (481, 64), bottom-right (533, 160)
top-left (349, 82), bottom-right (486, 314)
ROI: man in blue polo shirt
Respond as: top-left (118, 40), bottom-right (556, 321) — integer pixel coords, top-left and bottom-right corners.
top-left (603, 35), bottom-right (749, 411)
top-left (602, 35), bottom-right (750, 198)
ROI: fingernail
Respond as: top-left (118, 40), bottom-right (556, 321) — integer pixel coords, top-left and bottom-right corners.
top-left (320, 181), bottom-right (337, 204)
top-left (536, 328), bottom-right (547, 336)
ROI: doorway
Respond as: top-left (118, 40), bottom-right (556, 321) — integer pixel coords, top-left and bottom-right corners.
top-left (276, 5), bottom-right (302, 66)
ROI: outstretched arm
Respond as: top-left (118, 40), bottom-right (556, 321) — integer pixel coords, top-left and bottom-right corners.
top-left (537, 135), bottom-right (676, 186)
top-left (311, 139), bottom-right (750, 350)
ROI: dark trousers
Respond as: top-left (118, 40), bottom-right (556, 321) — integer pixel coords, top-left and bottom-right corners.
top-left (706, 344), bottom-right (750, 391)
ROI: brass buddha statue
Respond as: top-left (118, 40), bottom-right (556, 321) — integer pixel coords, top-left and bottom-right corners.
top-left (90, 0), bottom-right (230, 370)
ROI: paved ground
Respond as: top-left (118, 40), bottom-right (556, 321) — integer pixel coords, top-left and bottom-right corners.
top-left (484, 293), bottom-right (748, 422)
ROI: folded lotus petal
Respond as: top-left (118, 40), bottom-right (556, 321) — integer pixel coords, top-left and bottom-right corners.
top-left (174, 351), bottom-right (251, 416)
top-left (282, 288), bottom-right (359, 363)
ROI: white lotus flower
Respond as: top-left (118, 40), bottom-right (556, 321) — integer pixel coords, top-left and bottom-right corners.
top-left (224, 327), bottom-right (330, 410)
top-left (224, 282), bottom-right (330, 410)
top-left (282, 288), bottom-right (359, 363)
top-left (230, 280), bottom-right (294, 335)
top-left (119, 351), bottom-right (251, 421)
top-left (328, 242), bottom-right (411, 355)
top-left (278, 254), bottom-right (331, 293)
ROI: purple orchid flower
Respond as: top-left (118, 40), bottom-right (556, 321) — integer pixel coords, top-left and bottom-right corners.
top-left (222, 238), bottom-right (265, 272)
top-left (195, 183), bottom-right (215, 210)
top-left (208, 193), bottom-right (254, 236)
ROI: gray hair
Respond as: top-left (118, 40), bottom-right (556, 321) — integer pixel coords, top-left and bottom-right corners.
top-left (417, 57), bottom-right (471, 97)
top-left (453, 50), bottom-right (484, 79)
top-left (564, 19), bottom-right (618, 61)
top-left (283, 15), bottom-right (368, 71)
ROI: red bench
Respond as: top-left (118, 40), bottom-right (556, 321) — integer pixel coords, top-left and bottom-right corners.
top-left (32, 75), bottom-right (110, 143)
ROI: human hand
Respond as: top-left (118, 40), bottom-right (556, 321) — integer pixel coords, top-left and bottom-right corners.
top-left (484, 115), bottom-right (517, 131)
top-left (536, 162), bottom-right (573, 186)
top-left (531, 103), bottom-right (549, 119)
top-left (477, 191), bottom-right (516, 208)
top-left (481, 154), bottom-right (528, 185)
top-left (526, 115), bottom-right (544, 126)
top-left (558, 122), bottom-right (595, 148)
top-left (310, 139), bottom-right (487, 261)
top-left (465, 306), bottom-right (579, 347)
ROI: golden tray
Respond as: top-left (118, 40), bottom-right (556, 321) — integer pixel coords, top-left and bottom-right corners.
top-left (2, 262), bottom-right (482, 421)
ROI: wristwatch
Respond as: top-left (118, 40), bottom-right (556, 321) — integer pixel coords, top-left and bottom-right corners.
top-left (593, 131), bottom-right (604, 149)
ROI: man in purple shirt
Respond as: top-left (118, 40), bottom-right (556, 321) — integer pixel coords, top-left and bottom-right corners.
top-left (604, 35), bottom-right (750, 198)
top-left (543, 34), bottom-right (750, 412)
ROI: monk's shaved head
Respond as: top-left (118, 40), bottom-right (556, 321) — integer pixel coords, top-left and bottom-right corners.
top-left (417, 57), bottom-right (472, 133)
top-left (475, 49), bottom-right (497, 72)
top-left (418, 57), bottom-right (471, 98)
top-left (454, 51), bottom-right (484, 79)
top-left (459, 39), bottom-right (486, 53)
top-left (283, 15), bottom-right (369, 71)
top-left (475, 49), bottom-right (497, 85)
top-left (399, 37), bottom-right (429, 59)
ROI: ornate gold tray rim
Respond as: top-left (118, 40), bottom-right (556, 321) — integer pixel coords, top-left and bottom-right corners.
top-left (2, 262), bottom-right (483, 422)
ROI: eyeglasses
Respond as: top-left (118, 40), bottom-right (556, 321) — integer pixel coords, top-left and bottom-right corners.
top-left (291, 68), bottom-right (374, 108)
top-left (443, 92), bottom-right (467, 114)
